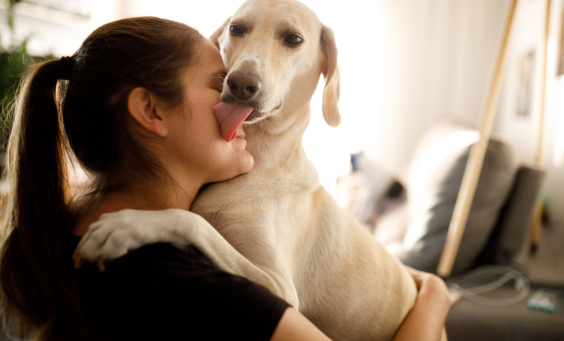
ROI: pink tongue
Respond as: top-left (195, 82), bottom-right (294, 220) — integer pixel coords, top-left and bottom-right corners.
top-left (213, 102), bottom-right (255, 142)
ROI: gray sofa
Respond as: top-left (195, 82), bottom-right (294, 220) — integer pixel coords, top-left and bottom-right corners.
top-left (338, 121), bottom-right (563, 340)
top-left (342, 122), bottom-right (532, 275)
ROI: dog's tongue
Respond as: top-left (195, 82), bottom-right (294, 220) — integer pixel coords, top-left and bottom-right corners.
top-left (213, 102), bottom-right (255, 142)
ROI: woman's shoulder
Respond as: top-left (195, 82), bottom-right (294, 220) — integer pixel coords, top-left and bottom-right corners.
top-left (71, 235), bottom-right (290, 340)
top-left (73, 236), bottom-right (218, 289)
top-left (103, 242), bottom-right (214, 274)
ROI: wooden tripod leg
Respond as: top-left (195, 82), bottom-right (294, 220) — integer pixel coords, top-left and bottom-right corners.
top-left (530, 202), bottom-right (543, 254)
top-left (530, 0), bottom-right (552, 254)
top-left (437, 0), bottom-right (518, 278)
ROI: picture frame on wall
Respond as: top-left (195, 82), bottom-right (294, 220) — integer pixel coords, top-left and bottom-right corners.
top-left (516, 50), bottom-right (535, 117)
top-left (558, 5), bottom-right (564, 75)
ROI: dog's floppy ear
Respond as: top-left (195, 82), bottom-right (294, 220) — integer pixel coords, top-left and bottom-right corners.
top-left (210, 17), bottom-right (232, 50)
top-left (321, 24), bottom-right (341, 127)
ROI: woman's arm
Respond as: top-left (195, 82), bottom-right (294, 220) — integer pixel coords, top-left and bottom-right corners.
top-left (393, 267), bottom-right (451, 341)
top-left (270, 267), bottom-right (450, 341)
top-left (271, 308), bottom-right (331, 341)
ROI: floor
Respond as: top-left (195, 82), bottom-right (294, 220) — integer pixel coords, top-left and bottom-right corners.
top-left (513, 223), bottom-right (564, 287)
top-left (446, 224), bottom-right (564, 341)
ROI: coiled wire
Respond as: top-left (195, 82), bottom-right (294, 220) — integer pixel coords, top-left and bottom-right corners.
top-left (447, 265), bottom-right (530, 307)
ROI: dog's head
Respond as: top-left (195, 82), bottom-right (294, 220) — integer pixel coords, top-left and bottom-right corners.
top-left (210, 0), bottom-right (340, 127)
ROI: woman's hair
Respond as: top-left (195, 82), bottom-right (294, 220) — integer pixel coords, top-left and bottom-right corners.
top-left (0, 17), bottom-right (202, 339)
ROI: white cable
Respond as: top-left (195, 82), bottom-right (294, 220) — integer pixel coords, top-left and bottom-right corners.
top-left (447, 265), bottom-right (530, 307)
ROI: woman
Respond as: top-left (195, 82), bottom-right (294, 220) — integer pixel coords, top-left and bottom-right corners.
top-left (0, 17), bottom-right (450, 340)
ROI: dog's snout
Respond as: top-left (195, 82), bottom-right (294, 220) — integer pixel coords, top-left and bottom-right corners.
top-left (227, 71), bottom-right (261, 100)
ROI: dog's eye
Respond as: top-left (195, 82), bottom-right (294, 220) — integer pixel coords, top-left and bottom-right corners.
top-left (284, 34), bottom-right (303, 45)
top-left (230, 25), bottom-right (243, 36)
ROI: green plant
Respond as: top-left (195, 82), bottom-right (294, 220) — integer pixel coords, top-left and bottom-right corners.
top-left (0, 0), bottom-right (53, 146)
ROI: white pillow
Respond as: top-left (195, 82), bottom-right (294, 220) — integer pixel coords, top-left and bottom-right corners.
top-left (376, 121), bottom-right (515, 275)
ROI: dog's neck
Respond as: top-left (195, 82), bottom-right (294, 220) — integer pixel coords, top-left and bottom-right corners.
top-left (244, 100), bottom-right (313, 174)
top-left (243, 66), bottom-right (323, 179)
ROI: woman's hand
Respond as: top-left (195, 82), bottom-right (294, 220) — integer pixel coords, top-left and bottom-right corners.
top-left (405, 266), bottom-right (451, 304)
top-left (393, 266), bottom-right (451, 341)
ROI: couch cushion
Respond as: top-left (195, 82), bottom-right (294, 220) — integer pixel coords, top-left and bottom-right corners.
top-left (377, 122), bottom-right (515, 275)
top-left (478, 166), bottom-right (544, 266)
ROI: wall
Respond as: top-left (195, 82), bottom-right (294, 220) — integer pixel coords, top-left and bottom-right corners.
top-left (368, 0), bottom-right (510, 172)
top-left (493, 0), bottom-right (564, 225)
top-left (369, 0), bottom-right (564, 225)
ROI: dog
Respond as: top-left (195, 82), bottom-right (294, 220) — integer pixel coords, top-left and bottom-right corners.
top-left (76, 1), bottom-right (446, 339)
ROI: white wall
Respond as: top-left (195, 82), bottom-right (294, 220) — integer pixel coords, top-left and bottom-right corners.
top-left (496, 0), bottom-right (545, 166)
top-left (370, 0), bottom-right (511, 173)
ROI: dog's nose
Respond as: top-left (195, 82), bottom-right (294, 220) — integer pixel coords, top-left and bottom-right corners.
top-left (227, 71), bottom-right (261, 100)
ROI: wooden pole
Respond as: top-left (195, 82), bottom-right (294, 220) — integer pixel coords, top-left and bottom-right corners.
top-left (437, 0), bottom-right (519, 278)
top-left (530, 0), bottom-right (551, 253)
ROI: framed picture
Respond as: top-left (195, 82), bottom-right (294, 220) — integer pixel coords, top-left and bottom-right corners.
top-left (516, 50), bottom-right (535, 117)
top-left (558, 6), bottom-right (564, 75)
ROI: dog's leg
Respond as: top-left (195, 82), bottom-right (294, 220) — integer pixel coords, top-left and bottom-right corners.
top-left (197, 210), bottom-right (302, 310)
top-left (74, 208), bottom-right (298, 307)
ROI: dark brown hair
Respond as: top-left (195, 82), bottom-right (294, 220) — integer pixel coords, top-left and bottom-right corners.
top-left (0, 17), bottom-right (202, 340)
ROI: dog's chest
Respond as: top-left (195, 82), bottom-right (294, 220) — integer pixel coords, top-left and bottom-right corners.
top-left (193, 181), bottom-right (313, 257)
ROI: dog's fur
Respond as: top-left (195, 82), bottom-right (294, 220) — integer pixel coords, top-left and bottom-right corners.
top-left (76, 1), bottom-right (450, 340)
top-left (191, 1), bottom-right (418, 339)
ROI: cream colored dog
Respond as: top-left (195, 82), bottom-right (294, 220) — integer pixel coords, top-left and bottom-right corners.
top-left (76, 1), bottom-right (444, 340)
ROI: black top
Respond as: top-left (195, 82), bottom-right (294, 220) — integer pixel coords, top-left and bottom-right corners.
top-left (69, 234), bottom-right (290, 340)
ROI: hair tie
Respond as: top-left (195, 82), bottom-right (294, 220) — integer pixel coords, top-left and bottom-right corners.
top-left (59, 56), bottom-right (74, 80)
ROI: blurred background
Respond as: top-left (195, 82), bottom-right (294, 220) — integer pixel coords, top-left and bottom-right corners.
top-left (1, 0), bottom-right (563, 340)
top-left (3, 0), bottom-right (563, 213)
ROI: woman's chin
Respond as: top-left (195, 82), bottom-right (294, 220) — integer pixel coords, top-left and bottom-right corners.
top-left (237, 151), bottom-right (254, 175)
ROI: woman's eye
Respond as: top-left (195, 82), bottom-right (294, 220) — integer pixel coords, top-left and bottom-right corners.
top-left (284, 34), bottom-right (303, 45)
top-left (230, 25), bottom-right (243, 35)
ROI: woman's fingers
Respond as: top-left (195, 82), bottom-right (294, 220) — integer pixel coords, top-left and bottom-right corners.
top-left (404, 266), bottom-right (451, 310)
top-left (96, 256), bottom-right (105, 273)
top-left (404, 266), bottom-right (425, 290)
top-left (73, 253), bottom-right (84, 270)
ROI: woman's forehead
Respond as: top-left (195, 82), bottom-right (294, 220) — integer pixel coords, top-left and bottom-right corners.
top-left (189, 41), bottom-right (226, 79)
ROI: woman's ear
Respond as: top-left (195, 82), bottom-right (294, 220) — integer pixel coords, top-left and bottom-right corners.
top-left (127, 88), bottom-right (168, 137)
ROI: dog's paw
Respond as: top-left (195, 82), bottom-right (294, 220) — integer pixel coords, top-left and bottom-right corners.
top-left (73, 209), bottom-right (181, 271)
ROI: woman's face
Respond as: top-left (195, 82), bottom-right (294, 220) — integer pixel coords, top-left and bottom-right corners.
top-left (162, 39), bottom-right (254, 186)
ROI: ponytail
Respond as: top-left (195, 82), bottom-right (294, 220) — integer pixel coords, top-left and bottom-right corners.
top-left (0, 59), bottom-right (87, 339)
